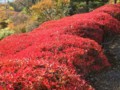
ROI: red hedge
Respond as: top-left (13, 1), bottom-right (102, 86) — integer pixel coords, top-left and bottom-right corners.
top-left (92, 4), bottom-right (120, 21)
top-left (0, 59), bottom-right (94, 90)
top-left (0, 34), bottom-right (34, 58)
top-left (0, 34), bottom-right (108, 90)
top-left (71, 12), bottom-right (120, 34)
top-left (0, 35), bottom-right (110, 75)
top-left (38, 19), bottom-right (103, 43)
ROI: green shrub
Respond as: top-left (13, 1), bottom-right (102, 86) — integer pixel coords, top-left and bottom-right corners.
top-left (0, 28), bottom-right (15, 40)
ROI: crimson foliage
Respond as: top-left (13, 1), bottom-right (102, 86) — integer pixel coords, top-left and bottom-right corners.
top-left (0, 59), bottom-right (94, 90)
top-left (0, 4), bottom-right (120, 90)
top-left (92, 4), bottom-right (120, 21)
top-left (0, 34), bottom-right (108, 90)
top-left (0, 35), bottom-right (110, 74)
top-left (39, 17), bottom-right (103, 43)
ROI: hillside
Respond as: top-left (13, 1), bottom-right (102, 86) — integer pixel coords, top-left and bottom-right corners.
top-left (0, 4), bottom-right (120, 90)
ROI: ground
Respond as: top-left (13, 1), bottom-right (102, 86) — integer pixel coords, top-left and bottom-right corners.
top-left (87, 35), bottom-right (120, 90)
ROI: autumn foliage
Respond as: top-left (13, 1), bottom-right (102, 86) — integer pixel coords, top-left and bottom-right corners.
top-left (0, 58), bottom-right (94, 90)
top-left (92, 4), bottom-right (120, 21)
top-left (0, 4), bottom-right (120, 90)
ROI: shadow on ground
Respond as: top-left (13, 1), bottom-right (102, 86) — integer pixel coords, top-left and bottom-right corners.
top-left (87, 35), bottom-right (120, 90)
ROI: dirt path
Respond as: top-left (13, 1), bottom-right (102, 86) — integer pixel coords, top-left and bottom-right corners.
top-left (87, 35), bottom-right (120, 90)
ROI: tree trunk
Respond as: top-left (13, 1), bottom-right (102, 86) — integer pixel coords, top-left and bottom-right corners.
top-left (109, 0), bottom-right (117, 4)
top-left (114, 0), bottom-right (117, 3)
top-left (85, 0), bottom-right (89, 12)
top-left (86, 0), bottom-right (89, 5)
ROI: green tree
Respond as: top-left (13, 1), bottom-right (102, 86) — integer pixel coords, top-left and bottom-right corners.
top-left (70, 0), bottom-right (108, 14)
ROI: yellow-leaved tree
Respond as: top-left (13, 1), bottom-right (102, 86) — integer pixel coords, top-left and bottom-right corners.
top-left (0, 4), bottom-right (15, 29)
top-left (30, 0), bottom-right (70, 23)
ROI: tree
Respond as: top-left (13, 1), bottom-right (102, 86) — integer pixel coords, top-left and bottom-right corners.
top-left (114, 0), bottom-right (117, 3)
top-left (70, 0), bottom-right (108, 14)
top-left (109, 0), bottom-right (117, 3)
top-left (8, 0), bottom-right (39, 12)
top-left (30, 0), bottom-right (70, 23)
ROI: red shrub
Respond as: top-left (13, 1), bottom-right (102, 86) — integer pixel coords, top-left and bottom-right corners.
top-left (1, 35), bottom-right (110, 75)
top-left (91, 12), bottom-right (120, 34)
top-left (63, 19), bottom-right (104, 43)
top-left (92, 4), bottom-right (120, 21)
top-left (72, 12), bottom-right (120, 34)
top-left (0, 59), bottom-right (94, 90)
top-left (0, 34), bottom-right (34, 58)
top-left (33, 14), bottom-right (103, 43)
top-left (116, 3), bottom-right (120, 8)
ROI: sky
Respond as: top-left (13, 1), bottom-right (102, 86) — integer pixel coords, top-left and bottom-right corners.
top-left (0, 0), bottom-right (13, 3)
